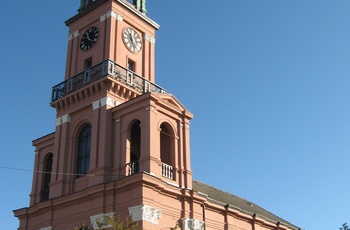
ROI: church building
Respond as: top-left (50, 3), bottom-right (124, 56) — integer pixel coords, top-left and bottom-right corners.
top-left (14, 1), bottom-right (300, 229)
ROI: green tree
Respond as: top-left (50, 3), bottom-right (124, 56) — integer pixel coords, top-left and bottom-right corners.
top-left (340, 223), bottom-right (350, 230)
top-left (73, 214), bottom-right (139, 230)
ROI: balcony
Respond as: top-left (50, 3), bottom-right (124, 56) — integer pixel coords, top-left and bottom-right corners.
top-left (161, 163), bottom-right (173, 180)
top-left (51, 59), bottom-right (166, 102)
top-left (40, 187), bottom-right (50, 201)
top-left (126, 161), bottom-right (139, 176)
top-left (124, 161), bottom-right (174, 180)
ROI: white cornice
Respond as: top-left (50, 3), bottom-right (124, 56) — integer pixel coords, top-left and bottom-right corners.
top-left (116, 0), bottom-right (159, 30)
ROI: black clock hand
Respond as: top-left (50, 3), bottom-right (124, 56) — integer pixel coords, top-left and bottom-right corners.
top-left (86, 35), bottom-right (93, 42)
top-left (129, 34), bottom-right (137, 48)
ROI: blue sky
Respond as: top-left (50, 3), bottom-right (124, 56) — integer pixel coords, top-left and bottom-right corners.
top-left (1, 1), bottom-right (350, 229)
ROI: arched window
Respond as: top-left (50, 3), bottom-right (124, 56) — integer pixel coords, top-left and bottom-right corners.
top-left (128, 120), bottom-right (141, 175)
top-left (160, 124), bottom-right (171, 165)
top-left (77, 124), bottom-right (91, 177)
top-left (41, 153), bottom-right (53, 201)
top-left (160, 123), bottom-right (174, 179)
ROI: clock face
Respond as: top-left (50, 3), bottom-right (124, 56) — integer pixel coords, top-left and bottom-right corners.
top-left (80, 26), bottom-right (99, 51)
top-left (123, 27), bottom-right (142, 53)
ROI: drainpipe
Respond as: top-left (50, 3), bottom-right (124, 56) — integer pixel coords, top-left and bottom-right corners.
top-left (201, 203), bottom-right (206, 222)
top-left (224, 204), bottom-right (229, 230)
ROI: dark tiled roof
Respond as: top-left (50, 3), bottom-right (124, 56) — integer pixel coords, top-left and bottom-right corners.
top-left (192, 180), bottom-right (300, 230)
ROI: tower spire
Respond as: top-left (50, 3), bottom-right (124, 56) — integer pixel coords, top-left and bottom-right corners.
top-left (79, 0), bottom-right (94, 11)
top-left (132, 0), bottom-right (146, 13)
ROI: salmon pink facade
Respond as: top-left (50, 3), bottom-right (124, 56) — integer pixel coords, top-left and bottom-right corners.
top-left (14, 1), bottom-right (300, 229)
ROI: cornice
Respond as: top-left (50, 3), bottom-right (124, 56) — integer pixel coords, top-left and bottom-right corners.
top-left (65, 0), bottom-right (159, 30)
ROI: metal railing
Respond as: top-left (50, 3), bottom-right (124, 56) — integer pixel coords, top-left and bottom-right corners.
top-left (51, 59), bottom-right (166, 102)
top-left (40, 188), bottom-right (50, 201)
top-left (126, 161), bottom-right (139, 176)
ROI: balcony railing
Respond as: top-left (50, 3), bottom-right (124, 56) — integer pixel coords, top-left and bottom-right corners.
top-left (124, 161), bottom-right (173, 179)
top-left (161, 163), bottom-right (173, 180)
top-left (51, 59), bottom-right (166, 102)
top-left (126, 161), bottom-right (139, 176)
top-left (40, 187), bottom-right (50, 201)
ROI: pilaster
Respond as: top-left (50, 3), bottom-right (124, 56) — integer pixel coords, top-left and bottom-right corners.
top-left (50, 114), bottom-right (71, 198)
top-left (29, 151), bottom-right (39, 205)
top-left (89, 97), bottom-right (116, 186)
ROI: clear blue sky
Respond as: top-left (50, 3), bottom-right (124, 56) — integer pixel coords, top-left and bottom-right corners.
top-left (1, 1), bottom-right (350, 229)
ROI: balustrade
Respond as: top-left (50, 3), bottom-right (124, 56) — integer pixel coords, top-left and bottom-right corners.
top-left (126, 161), bottom-right (139, 176)
top-left (40, 188), bottom-right (50, 201)
top-left (51, 59), bottom-right (166, 101)
top-left (161, 163), bottom-right (173, 180)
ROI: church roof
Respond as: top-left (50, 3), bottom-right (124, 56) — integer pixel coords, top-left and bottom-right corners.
top-left (192, 180), bottom-right (300, 230)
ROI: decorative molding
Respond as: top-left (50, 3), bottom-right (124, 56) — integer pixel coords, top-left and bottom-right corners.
top-left (151, 106), bottom-right (157, 113)
top-left (182, 218), bottom-right (205, 230)
top-left (55, 117), bottom-right (61, 126)
top-left (146, 106), bottom-right (157, 113)
top-left (101, 97), bottom-right (115, 107)
top-left (144, 34), bottom-right (156, 44)
top-left (128, 205), bottom-right (162, 225)
top-left (40, 227), bottom-right (53, 230)
top-left (93, 97), bottom-right (116, 110)
top-left (68, 30), bottom-right (80, 40)
top-left (92, 100), bottom-right (100, 110)
top-left (90, 212), bottom-right (115, 230)
top-left (62, 114), bottom-right (71, 123)
top-left (56, 114), bottom-right (71, 126)
top-left (74, 30), bottom-right (80, 37)
top-left (100, 10), bottom-right (123, 22)
top-left (117, 0), bottom-right (159, 29)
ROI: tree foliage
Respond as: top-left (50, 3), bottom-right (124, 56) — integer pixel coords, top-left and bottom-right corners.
top-left (73, 214), bottom-right (139, 230)
top-left (340, 223), bottom-right (350, 230)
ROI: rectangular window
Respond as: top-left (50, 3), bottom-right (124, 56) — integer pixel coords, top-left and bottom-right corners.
top-left (85, 58), bottom-right (92, 69)
top-left (127, 59), bottom-right (135, 72)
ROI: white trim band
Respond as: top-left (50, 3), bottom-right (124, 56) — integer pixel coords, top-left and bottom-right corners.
top-left (144, 34), bottom-right (156, 44)
top-left (68, 30), bottom-right (80, 41)
top-left (100, 10), bottom-right (123, 22)
top-left (56, 114), bottom-right (71, 126)
top-left (93, 97), bottom-right (117, 110)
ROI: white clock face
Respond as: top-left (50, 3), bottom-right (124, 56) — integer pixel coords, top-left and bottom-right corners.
top-left (123, 27), bottom-right (142, 53)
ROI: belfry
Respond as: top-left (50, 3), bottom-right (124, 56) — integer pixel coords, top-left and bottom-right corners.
top-left (14, 1), bottom-right (300, 229)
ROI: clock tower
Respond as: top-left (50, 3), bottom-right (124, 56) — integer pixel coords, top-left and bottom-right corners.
top-left (14, 1), bottom-right (301, 230)
top-left (15, 0), bottom-right (194, 229)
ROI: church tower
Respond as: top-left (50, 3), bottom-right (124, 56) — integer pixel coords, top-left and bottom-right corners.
top-left (14, 1), bottom-right (301, 230)
top-left (14, 1), bottom-right (194, 229)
